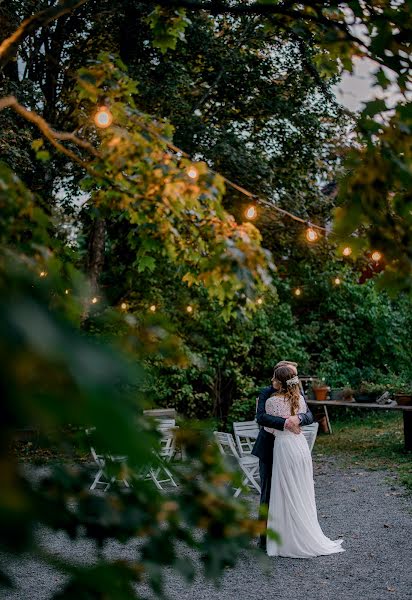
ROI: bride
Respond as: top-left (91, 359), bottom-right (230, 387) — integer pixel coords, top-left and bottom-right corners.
top-left (265, 364), bottom-right (344, 558)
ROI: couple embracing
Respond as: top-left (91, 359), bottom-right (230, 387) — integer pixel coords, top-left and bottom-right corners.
top-left (252, 361), bottom-right (344, 558)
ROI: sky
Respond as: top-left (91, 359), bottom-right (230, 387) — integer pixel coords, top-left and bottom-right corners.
top-left (334, 58), bottom-right (380, 112)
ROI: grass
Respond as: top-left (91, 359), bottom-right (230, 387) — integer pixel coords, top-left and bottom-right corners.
top-left (314, 411), bottom-right (412, 492)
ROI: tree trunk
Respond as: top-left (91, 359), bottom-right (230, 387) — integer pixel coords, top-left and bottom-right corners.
top-left (87, 217), bottom-right (106, 294)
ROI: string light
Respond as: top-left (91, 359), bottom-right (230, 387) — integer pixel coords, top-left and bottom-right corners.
top-left (133, 115), bottom-right (332, 238)
top-left (334, 277), bottom-right (341, 285)
top-left (94, 106), bottom-right (113, 129)
top-left (65, 289), bottom-right (70, 295)
top-left (245, 204), bottom-right (257, 220)
top-left (39, 271), bottom-right (47, 278)
top-left (91, 297), bottom-right (98, 304)
top-left (149, 304), bottom-right (156, 313)
top-left (186, 166), bottom-right (198, 180)
top-left (121, 302), bottom-right (127, 310)
top-left (342, 246), bottom-right (352, 257)
top-left (294, 288), bottom-right (302, 297)
top-left (186, 305), bottom-right (193, 313)
top-left (257, 298), bottom-right (263, 305)
top-left (306, 227), bottom-right (318, 243)
top-left (371, 250), bottom-right (382, 262)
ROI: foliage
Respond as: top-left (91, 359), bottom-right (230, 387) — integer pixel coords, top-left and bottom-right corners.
top-left (334, 103), bottom-right (412, 293)
top-left (142, 287), bottom-right (308, 424)
top-left (0, 167), bottom-right (266, 597)
top-left (1, 2), bottom-right (412, 595)
top-left (287, 268), bottom-right (412, 388)
top-left (147, 7), bottom-right (191, 54)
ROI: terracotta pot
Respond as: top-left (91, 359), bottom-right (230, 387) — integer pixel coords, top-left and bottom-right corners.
top-left (394, 393), bottom-right (412, 406)
top-left (314, 387), bottom-right (328, 401)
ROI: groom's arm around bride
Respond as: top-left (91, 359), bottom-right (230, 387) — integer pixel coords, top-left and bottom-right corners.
top-left (251, 371), bottom-right (314, 549)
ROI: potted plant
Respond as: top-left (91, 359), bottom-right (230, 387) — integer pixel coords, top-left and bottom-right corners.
top-left (330, 387), bottom-right (347, 401)
top-left (354, 382), bottom-right (387, 403)
top-left (394, 384), bottom-right (412, 406)
top-left (342, 387), bottom-right (354, 402)
top-left (312, 379), bottom-right (329, 401)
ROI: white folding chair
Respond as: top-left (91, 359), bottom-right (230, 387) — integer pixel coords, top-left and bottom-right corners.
top-left (148, 430), bottom-right (178, 490)
top-left (214, 432), bottom-right (261, 498)
top-left (301, 422), bottom-right (319, 452)
top-left (143, 408), bottom-right (176, 419)
top-left (233, 421), bottom-right (259, 456)
top-left (88, 443), bottom-right (130, 491)
top-left (156, 418), bottom-right (176, 432)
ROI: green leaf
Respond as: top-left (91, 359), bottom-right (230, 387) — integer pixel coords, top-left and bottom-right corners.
top-left (137, 255), bottom-right (156, 273)
top-left (362, 99), bottom-right (387, 117)
top-left (31, 138), bottom-right (44, 152)
top-left (35, 150), bottom-right (50, 162)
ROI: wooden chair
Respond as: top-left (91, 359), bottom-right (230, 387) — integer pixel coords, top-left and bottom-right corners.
top-left (86, 429), bottom-right (130, 491)
top-left (148, 429), bottom-right (178, 490)
top-left (143, 408), bottom-right (176, 419)
top-left (213, 432), bottom-right (261, 498)
top-left (301, 422), bottom-right (319, 452)
top-left (233, 420), bottom-right (259, 456)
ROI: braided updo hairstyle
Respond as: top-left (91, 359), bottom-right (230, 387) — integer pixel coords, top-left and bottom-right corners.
top-left (273, 364), bottom-right (301, 416)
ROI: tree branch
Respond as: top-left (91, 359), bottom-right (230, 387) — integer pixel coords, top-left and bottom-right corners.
top-left (0, 95), bottom-right (98, 166)
top-left (0, 0), bottom-right (90, 69)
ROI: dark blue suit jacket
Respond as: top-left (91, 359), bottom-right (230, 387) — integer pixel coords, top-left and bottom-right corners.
top-left (251, 385), bottom-right (314, 464)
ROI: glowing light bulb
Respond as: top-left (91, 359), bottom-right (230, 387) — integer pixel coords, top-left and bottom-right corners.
top-left (121, 302), bottom-right (127, 310)
top-left (187, 166), bottom-right (198, 180)
top-left (306, 227), bottom-right (318, 242)
top-left (334, 277), bottom-right (341, 285)
top-left (294, 288), bottom-right (302, 297)
top-left (257, 298), bottom-right (263, 305)
top-left (149, 305), bottom-right (156, 313)
top-left (39, 271), bottom-right (47, 278)
top-left (91, 297), bottom-right (98, 304)
top-left (94, 106), bottom-right (113, 129)
top-left (371, 251), bottom-right (382, 262)
top-left (186, 305), bottom-right (193, 313)
top-left (245, 205), bottom-right (257, 220)
top-left (342, 246), bottom-right (352, 257)
top-left (65, 289), bottom-right (70, 295)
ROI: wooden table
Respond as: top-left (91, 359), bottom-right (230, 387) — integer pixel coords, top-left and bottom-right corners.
top-left (307, 400), bottom-right (412, 451)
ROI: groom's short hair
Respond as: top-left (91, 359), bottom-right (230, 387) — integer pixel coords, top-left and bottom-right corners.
top-left (274, 360), bottom-right (298, 370)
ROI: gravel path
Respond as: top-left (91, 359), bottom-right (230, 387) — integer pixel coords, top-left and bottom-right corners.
top-left (2, 455), bottom-right (411, 600)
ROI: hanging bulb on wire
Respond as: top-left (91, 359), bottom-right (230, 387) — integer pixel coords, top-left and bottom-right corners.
top-left (245, 204), bottom-right (257, 220)
top-left (306, 226), bottom-right (318, 243)
top-left (342, 246), bottom-right (352, 257)
top-left (371, 250), bottom-right (382, 262)
top-left (186, 166), bottom-right (198, 180)
top-left (294, 288), bottom-right (302, 297)
top-left (94, 106), bottom-right (113, 128)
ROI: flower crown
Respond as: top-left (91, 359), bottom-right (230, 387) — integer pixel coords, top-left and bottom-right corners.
top-left (286, 375), bottom-right (300, 387)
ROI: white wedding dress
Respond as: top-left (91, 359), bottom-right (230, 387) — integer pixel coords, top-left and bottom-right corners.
top-left (265, 394), bottom-right (344, 558)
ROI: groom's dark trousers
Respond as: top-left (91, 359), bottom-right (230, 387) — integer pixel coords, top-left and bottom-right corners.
top-left (251, 385), bottom-right (314, 548)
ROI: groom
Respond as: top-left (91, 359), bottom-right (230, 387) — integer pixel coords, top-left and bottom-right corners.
top-left (251, 361), bottom-right (314, 549)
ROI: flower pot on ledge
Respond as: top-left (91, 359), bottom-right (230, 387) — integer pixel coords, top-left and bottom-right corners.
top-left (313, 387), bottom-right (328, 401)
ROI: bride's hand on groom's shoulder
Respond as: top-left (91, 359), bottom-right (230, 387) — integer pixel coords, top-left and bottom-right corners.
top-left (285, 416), bottom-right (301, 434)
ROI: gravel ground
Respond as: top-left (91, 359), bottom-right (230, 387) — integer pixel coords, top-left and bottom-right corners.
top-left (1, 455), bottom-right (411, 600)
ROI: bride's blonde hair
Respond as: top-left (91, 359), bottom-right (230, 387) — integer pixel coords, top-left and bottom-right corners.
top-left (273, 365), bottom-right (300, 416)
